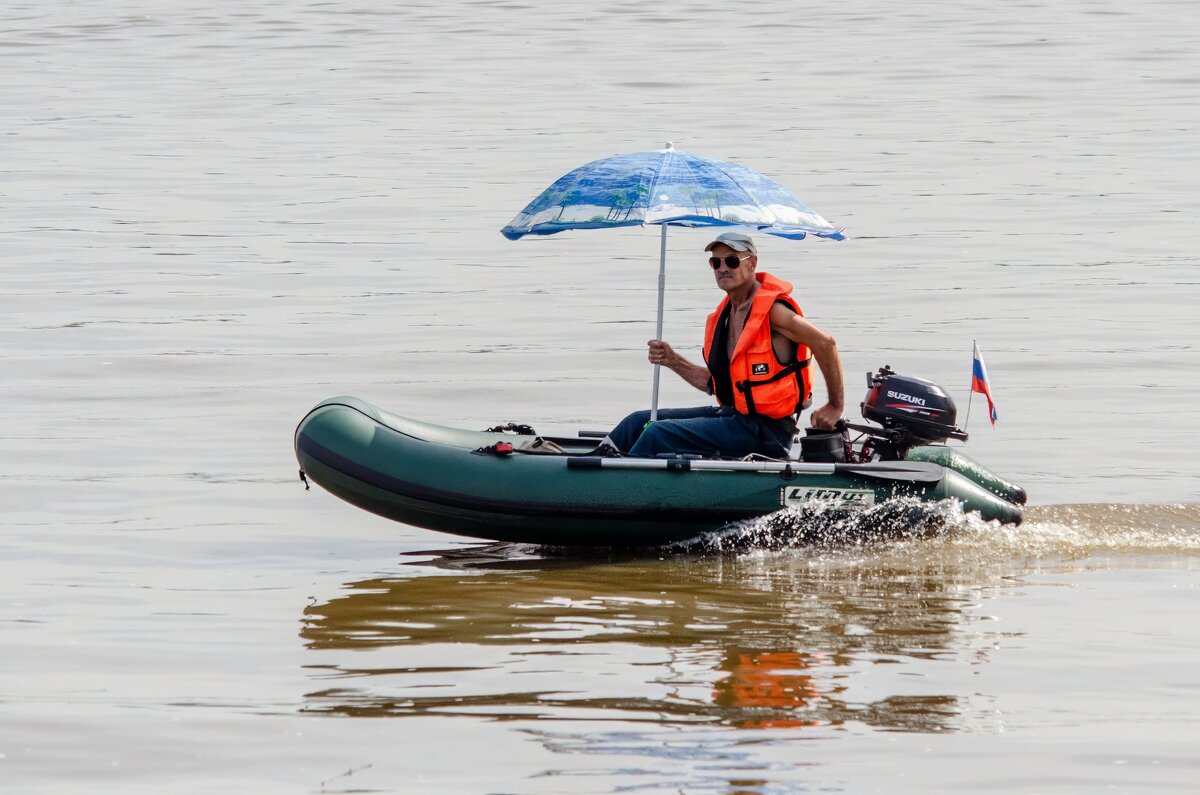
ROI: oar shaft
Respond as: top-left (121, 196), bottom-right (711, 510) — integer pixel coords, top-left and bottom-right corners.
top-left (568, 457), bottom-right (836, 474)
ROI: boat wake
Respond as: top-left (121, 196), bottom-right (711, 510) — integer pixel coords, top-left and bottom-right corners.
top-left (670, 496), bottom-right (971, 553)
top-left (668, 500), bottom-right (1200, 556)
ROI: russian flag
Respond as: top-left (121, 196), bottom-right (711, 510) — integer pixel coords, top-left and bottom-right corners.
top-left (972, 341), bottom-right (998, 425)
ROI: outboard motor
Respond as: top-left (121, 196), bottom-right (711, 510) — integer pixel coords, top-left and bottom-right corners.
top-left (844, 366), bottom-right (968, 461)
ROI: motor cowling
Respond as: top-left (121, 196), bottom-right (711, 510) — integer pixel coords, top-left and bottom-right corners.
top-left (861, 366), bottom-right (968, 445)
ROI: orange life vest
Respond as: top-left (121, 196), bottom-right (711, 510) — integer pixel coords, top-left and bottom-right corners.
top-left (702, 272), bottom-right (813, 419)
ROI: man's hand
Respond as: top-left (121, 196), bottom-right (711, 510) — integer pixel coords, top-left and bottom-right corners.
top-left (648, 340), bottom-right (713, 393)
top-left (647, 339), bottom-right (678, 367)
top-left (809, 402), bottom-right (843, 431)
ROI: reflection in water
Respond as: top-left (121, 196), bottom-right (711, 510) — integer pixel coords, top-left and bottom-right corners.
top-left (714, 650), bottom-right (825, 730)
top-left (300, 539), bottom-right (993, 735)
top-left (297, 504), bottom-right (1200, 785)
top-left (300, 502), bottom-right (1200, 754)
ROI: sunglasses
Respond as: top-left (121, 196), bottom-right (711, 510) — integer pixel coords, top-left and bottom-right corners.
top-left (709, 254), bottom-right (748, 270)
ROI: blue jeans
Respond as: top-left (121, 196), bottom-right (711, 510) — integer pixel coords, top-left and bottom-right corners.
top-left (608, 406), bottom-right (797, 459)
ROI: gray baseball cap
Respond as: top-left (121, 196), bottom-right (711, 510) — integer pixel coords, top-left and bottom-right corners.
top-left (704, 231), bottom-right (757, 254)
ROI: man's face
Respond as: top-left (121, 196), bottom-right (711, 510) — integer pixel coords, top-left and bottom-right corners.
top-left (709, 243), bottom-right (756, 292)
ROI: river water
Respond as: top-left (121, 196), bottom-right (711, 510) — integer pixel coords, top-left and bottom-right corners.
top-left (3, 1), bottom-right (1198, 792)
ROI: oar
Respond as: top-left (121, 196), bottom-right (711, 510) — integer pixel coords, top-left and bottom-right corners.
top-left (567, 456), bottom-right (944, 484)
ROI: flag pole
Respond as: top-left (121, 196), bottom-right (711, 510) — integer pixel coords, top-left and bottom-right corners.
top-left (964, 338), bottom-right (976, 431)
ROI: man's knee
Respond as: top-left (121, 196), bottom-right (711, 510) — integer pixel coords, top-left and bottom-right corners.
top-left (624, 409), bottom-right (652, 428)
top-left (638, 420), bottom-right (670, 443)
top-left (610, 409), bottom-right (653, 452)
top-left (630, 419), bottom-right (685, 456)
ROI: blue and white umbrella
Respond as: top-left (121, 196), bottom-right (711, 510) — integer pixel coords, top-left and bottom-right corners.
top-left (502, 144), bottom-right (844, 418)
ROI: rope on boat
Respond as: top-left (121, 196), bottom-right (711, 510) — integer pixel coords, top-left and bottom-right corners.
top-left (483, 422), bottom-right (536, 435)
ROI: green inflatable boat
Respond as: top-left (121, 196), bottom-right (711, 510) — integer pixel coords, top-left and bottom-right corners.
top-left (294, 368), bottom-right (1026, 546)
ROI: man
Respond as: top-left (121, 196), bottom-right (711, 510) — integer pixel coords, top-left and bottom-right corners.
top-left (608, 231), bottom-right (844, 459)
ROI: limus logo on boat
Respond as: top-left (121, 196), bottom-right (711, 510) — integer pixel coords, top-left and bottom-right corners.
top-left (886, 390), bottom-right (927, 406)
top-left (781, 487), bottom-right (876, 508)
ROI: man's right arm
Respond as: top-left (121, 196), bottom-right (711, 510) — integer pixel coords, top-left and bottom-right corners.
top-left (647, 340), bottom-right (711, 393)
top-left (768, 304), bottom-right (845, 430)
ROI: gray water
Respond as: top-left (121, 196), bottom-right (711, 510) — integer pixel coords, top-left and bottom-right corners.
top-left (3, 1), bottom-right (1199, 792)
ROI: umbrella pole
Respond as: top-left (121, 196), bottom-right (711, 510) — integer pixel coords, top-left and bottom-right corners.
top-left (650, 224), bottom-right (668, 421)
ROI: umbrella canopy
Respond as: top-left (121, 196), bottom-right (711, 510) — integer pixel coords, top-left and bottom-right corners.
top-left (501, 144), bottom-right (844, 241)
top-left (501, 144), bottom-right (843, 420)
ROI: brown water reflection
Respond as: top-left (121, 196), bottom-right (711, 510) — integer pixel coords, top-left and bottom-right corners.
top-left (300, 544), bottom-right (990, 734)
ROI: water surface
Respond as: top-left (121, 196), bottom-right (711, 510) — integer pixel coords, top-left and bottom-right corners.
top-left (2, 1), bottom-right (1198, 792)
